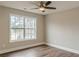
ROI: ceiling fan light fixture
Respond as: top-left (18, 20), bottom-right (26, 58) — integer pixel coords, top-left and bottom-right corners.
top-left (39, 7), bottom-right (45, 11)
top-left (31, 1), bottom-right (56, 12)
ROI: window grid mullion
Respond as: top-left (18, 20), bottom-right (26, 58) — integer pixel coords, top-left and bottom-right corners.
top-left (15, 17), bottom-right (16, 40)
top-left (24, 17), bottom-right (25, 39)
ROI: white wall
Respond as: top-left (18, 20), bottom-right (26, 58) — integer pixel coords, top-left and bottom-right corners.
top-left (0, 6), bottom-right (45, 52)
top-left (45, 7), bottom-right (79, 51)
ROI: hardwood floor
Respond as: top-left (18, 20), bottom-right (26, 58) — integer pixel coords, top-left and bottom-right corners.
top-left (0, 45), bottom-right (79, 57)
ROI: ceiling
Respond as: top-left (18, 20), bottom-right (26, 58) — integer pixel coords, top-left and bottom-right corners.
top-left (0, 1), bottom-right (79, 15)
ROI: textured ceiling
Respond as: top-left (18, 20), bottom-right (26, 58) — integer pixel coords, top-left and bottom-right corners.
top-left (0, 1), bottom-right (79, 15)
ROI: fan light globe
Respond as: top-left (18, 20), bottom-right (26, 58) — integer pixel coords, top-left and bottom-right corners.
top-left (39, 7), bottom-right (45, 11)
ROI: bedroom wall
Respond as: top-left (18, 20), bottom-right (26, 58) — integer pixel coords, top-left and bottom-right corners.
top-left (45, 7), bottom-right (79, 51)
top-left (0, 6), bottom-right (45, 53)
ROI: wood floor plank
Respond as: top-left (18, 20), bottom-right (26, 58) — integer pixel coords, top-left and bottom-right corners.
top-left (0, 45), bottom-right (79, 57)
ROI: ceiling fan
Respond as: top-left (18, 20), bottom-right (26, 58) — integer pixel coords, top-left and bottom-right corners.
top-left (31, 1), bottom-right (56, 12)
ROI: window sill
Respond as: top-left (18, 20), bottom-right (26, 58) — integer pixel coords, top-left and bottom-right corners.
top-left (10, 39), bottom-right (36, 43)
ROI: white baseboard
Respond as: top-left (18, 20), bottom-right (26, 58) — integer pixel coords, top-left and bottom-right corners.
top-left (46, 43), bottom-right (79, 54)
top-left (0, 42), bottom-right (45, 54)
top-left (1, 42), bottom-right (79, 55)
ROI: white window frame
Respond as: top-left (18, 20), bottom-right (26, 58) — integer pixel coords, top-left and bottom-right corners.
top-left (9, 14), bottom-right (37, 42)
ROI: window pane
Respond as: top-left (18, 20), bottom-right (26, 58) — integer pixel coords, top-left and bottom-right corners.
top-left (28, 19), bottom-right (33, 28)
top-left (16, 17), bottom-right (24, 28)
top-left (25, 17), bottom-right (36, 28)
top-left (25, 29), bottom-right (36, 39)
top-left (25, 29), bottom-right (32, 39)
top-left (10, 16), bottom-right (24, 28)
top-left (31, 29), bottom-right (36, 39)
top-left (32, 18), bottom-right (36, 28)
top-left (10, 16), bottom-right (16, 28)
top-left (10, 29), bottom-right (16, 40)
top-left (25, 29), bottom-right (29, 39)
top-left (15, 29), bottom-right (24, 40)
top-left (10, 29), bottom-right (24, 40)
top-left (25, 18), bottom-right (29, 28)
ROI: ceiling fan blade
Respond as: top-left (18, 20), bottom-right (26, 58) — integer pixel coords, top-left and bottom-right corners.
top-left (45, 1), bottom-right (51, 6)
top-left (40, 1), bottom-right (44, 7)
top-left (30, 8), bottom-right (39, 10)
top-left (45, 7), bottom-right (56, 9)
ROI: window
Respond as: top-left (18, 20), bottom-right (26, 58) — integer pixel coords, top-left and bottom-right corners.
top-left (10, 14), bottom-right (37, 42)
